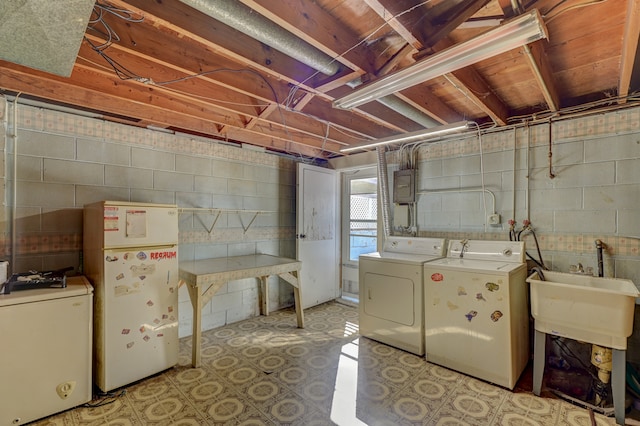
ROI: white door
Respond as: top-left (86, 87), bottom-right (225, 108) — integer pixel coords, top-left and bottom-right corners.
top-left (297, 163), bottom-right (339, 308)
top-left (341, 169), bottom-right (378, 301)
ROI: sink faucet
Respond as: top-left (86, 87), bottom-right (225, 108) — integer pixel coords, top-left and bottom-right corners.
top-left (569, 263), bottom-right (585, 274)
top-left (569, 262), bottom-right (594, 275)
top-left (459, 239), bottom-right (469, 258)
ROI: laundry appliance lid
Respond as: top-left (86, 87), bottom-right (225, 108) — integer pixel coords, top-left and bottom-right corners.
top-left (360, 250), bottom-right (444, 265)
top-left (424, 257), bottom-right (525, 274)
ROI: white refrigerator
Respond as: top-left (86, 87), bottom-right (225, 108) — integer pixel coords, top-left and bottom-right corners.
top-left (83, 201), bottom-right (179, 393)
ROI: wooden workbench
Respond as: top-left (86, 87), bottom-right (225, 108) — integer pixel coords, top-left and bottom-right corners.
top-left (179, 254), bottom-right (304, 367)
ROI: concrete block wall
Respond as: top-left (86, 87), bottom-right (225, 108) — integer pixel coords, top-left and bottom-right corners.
top-left (402, 108), bottom-right (640, 285)
top-left (398, 108), bottom-right (640, 362)
top-left (0, 97), bottom-right (296, 337)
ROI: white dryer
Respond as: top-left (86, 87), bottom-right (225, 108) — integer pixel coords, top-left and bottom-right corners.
top-left (423, 240), bottom-right (529, 389)
top-left (359, 236), bottom-right (446, 355)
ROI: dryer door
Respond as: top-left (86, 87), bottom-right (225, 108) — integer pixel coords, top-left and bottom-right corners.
top-left (362, 271), bottom-right (415, 326)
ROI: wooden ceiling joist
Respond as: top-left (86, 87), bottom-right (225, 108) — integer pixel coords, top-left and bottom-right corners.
top-left (521, 41), bottom-right (560, 112)
top-left (618, 0), bottom-right (640, 102)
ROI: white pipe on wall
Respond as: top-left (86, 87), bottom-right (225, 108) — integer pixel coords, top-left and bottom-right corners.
top-left (10, 94), bottom-right (20, 273)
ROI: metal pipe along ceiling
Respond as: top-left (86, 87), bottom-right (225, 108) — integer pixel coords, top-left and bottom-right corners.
top-left (179, 0), bottom-right (340, 76)
top-left (377, 96), bottom-right (441, 128)
top-left (180, 0), bottom-right (439, 130)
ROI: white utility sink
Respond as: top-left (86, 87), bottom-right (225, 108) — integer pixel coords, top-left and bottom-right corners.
top-left (527, 270), bottom-right (639, 350)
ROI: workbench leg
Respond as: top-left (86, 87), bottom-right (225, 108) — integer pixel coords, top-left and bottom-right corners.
top-left (259, 276), bottom-right (268, 316)
top-left (532, 329), bottom-right (545, 396)
top-left (293, 270), bottom-right (304, 328)
top-left (186, 284), bottom-right (202, 368)
top-left (612, 349), bottom-right (626, 425)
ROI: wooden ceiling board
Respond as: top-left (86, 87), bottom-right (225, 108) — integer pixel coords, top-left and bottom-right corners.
top-left (555, 58), bottom-right (623, 100)
top-left (103, 0), bottom-right (321, 92)
top-left (471, 49), bottom-right (543, 107)
top-left (240, 0), bottom-right (378, 74)
top-left (417, 77), bottom-right (489, 121)
top-left (316, 0), bottom-right (401, 71)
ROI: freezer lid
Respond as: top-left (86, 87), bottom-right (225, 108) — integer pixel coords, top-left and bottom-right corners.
top-left (0, 276), bottom-right (92, 307)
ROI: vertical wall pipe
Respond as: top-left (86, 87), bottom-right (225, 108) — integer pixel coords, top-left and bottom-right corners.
top-left (10, 94), bottom-right (20, 272)
top-left (526, 121), bottom-right (531, 220)
top-left (377, 146), bottom-right (392, 238)
top-left (512, 127), bottom-right (517, 223)
top-left (548, 120), bottom-right (556, 179)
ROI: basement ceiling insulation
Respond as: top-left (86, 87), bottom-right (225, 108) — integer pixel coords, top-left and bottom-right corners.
top-left (0, 0), bottom-right (96, 77)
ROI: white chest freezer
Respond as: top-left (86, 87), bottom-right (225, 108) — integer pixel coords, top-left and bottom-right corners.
top-left (0, 276), bottom-right (93, 425)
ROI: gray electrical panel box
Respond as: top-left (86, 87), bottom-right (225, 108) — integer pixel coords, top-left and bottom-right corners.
top-left (393, 169), bottom-right (415, 204)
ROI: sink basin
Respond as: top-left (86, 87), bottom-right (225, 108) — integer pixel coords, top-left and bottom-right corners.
top-left (526, 270), bottom-right (639, 349)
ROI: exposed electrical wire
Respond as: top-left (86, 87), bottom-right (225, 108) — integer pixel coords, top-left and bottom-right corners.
top-left (76, 55), bottom-right (272, 110)
top-left (81, 0), bottom-right (634, 161)
top-left (82, 3), bottom-right (352, 160)
top-left (287, 0), bottom-right (436, 94)
top-left (82, 389), bottom-right (127, 408)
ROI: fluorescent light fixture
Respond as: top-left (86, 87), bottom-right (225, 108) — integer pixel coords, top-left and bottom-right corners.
top-left (333, 10), bottom-right (548, 110)
top-left (340, 121), bottom-right (472, 153)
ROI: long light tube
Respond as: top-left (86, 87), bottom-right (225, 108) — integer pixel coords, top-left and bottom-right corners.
top-left (340, 121), bottom-right (472, 153)
top-left (333, 10), bottom-right (548, 110)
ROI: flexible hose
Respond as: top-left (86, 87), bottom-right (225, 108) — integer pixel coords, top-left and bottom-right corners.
top-left (377, 147), bottom-right (391, 238)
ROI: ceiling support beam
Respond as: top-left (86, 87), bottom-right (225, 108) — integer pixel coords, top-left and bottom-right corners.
top-left (430, 38), bottom-right (511, 125)
top-left (365, 0), bottom-right (509, 125)
top-left (0, 62), bottom-right (342, 157)
top-left (361, 0), bottom-right (422, 49)
top-left (618, 0), bottom-right (640, 102)
top-left (106, 0), bottom-right (428, 142)
top-left (521, 42), bottom-right (560, 112)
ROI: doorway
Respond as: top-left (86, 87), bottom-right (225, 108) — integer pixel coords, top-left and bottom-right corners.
top-left (341, 169), bottom-right (378, 302)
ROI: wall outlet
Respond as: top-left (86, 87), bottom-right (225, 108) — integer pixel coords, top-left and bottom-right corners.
top-left (488, 214), bottom-right (501, 225)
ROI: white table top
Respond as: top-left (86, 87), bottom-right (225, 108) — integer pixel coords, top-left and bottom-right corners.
top-left (179, 254), bottom-right (301, 286)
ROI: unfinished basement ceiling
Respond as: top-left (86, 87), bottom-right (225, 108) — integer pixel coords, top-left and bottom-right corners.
top-left (0, 0), bottom-right (638, 159)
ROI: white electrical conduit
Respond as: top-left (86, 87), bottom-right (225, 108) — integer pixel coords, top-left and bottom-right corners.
top-left (512, 127), bottom-right (517, 224)
top-left (11, 94), bottom-right (20, 272)
top-left (525, 122), bottom-right (531, 220)
top-left (416, 187), bottom-right (497, 225)
top-left (476, 124), bottom-right (488, 232)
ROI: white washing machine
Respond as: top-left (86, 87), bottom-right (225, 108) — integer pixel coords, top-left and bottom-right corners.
top-left (423, 240), bottom-right (529, 389)
top-left (359, 236), bottom-right (446, 355)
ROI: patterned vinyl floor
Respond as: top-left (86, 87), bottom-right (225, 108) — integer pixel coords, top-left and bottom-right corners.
top-left (33, 301), bottom-right (616, 425)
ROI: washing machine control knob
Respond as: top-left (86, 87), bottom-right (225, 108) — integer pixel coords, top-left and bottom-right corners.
top-left (502, 248), bottom-right (512, 257)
